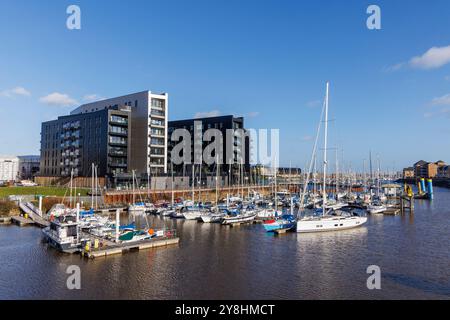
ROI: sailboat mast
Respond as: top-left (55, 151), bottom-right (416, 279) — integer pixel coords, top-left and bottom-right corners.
top-left (216, 153), bottom-right (219, 212)
top-left (171, 161), bottom-right (174, 206)
top-left (192, 164), bottom-right (195, 204)
top-left (322, 81), bottom-right (329, 216)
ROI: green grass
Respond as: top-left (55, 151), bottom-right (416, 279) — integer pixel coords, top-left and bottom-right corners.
top-left (0, 186), bottom-right (90, 198)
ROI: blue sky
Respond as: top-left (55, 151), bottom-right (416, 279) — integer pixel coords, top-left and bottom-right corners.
top-left (1, 0), bottom-right (450, 171)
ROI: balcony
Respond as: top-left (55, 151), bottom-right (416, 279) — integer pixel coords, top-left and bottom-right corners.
top-left (150, 110), bottom-right (165, 119)
top-left (109, 151), bottom-right (127, 157)
top-left (109, 116), bottom-right (128, 126)
top-left (108, 162), bottom-right (127, 168)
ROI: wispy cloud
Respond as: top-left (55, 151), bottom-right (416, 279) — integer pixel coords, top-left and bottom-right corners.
top-left (431, 93), bottom-right (450, 106)
top-left (247, 111), bottom-right (260, 118)
top-left (388, 45), bottom-right (450, 71)
top-left (194, 110), bottom-right (221, 118)
top-left (306, 100), bottom-right (321, 108)
top-left (83, 94), bottom-right (104, 102)
top-left (39, 92), bottom-right (78, 107)
top-left (300, 135), bottom-right (313, 141)
top-left (0, 86), bottom-right (31, 98)
top-left (424, 107), bottom-right (450, 119)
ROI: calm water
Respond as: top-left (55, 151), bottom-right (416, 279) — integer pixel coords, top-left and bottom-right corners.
top-left (0, 187), bottom-right (449, 300)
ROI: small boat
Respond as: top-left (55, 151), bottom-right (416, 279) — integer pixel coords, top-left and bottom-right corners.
top-left (367, 203), bottom-right (387, 214)
top-left (201, 212), bottom-right (225, 223)
top-left (263, 214), bottom-right (296, 232)
top-left (42, 214), bottom-right (82, 253)
top-left (221, 210), bottom-right (257, 225)
top-left (128, 202), bottom-right (147, 213)
top-left (119, 229), bottom-right (153, 243)
top-left (183, 210), bottom-right (203, 220)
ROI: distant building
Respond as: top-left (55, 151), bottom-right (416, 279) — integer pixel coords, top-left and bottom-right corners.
top-left (18, 155), bottom-right (40, 180)
top-left (168, 115), bottom-right (250, 184)
top-left (40, 91), bottom-right (169, 185)
top-left (413, 160), bottom-right (447, 178)
top-left (437, 165), bottom-right (450, 178)
top-left (403, 167), bottom-right (415, 179)
top-left (0, 156), bottom-right (19, 182)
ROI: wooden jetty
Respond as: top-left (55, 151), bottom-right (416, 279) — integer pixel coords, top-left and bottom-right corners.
top-left (11, 215), bottom-right (35, 226)
top-left (83, 237), bottom-right (180, 259)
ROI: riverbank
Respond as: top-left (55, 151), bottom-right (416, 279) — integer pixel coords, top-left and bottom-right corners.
top-left (0, 186), bottom-right (90, 198)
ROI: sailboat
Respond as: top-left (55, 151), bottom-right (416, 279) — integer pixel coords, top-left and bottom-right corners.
top-left (183, 164), bottom-right (203, 220)
top-left (201, 154), bottom-right (225, 223)
top-left (296, 82), bottom-right (367, 233)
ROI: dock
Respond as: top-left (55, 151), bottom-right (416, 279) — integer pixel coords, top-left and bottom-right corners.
top-left (83, 237), bottom-right (180, 259)
top-left (11, 215), bottom-right (35, 226)
top-left (18, 201), bottom-right (50, 227)
top-left (0, 216), bottom-right (11, 224)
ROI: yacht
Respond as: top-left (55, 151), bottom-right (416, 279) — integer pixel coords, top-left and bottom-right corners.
top-left (221, 210), bottom-right (257, 225)
top-left (297, 209), bottom-right (367, 233)
top-left (367, 203), bottom-right (387, 214)
top-left (201, 212), bottom-right (225, 223)
top-left (296, 82), bottom-right (367, 233)
top-left (42, 214), bottom-right (82, 253)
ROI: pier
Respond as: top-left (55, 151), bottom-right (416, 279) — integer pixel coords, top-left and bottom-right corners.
top-left (82, 237), bottom-right (180, 259)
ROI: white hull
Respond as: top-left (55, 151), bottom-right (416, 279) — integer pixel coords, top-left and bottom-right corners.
top-left (296, 216), bottom-right (367, 233)
top-left (368, 206), bottom-right (387, 214)
top-left (201, 214), bottom-right (224, 223)
top-left (160, 209), bottom-right (175, 217)
top-left (183, 211), bottom-right (202, 220)
top-left (222, 212), bottom-right (256, 225)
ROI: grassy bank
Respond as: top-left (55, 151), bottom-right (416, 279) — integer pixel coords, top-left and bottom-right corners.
top-left (0, 186), bottom-right (90, 198)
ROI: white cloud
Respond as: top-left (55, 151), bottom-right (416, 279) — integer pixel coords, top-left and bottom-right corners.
top-left (301, 135), bottom-right (313, 141)
top-left (39, 92), bottom-right (78, 107)
top-left (194, 110), bottom-right (221, 118)
top-left (410, 45), bottom-right (450, 70)
top-left (247, 111), bottom-right (260, 118)
top-left (0, 86), bottom-right (31, 97)
top-left (431, 93), bottom-right (450, 106)
top-left (83, 94), bottom-right (104, 102)
top-left (389, 45), bottom-right (450, 71)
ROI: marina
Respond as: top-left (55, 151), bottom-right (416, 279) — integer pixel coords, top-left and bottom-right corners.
top-left (0, 185), bottom-right (449, 299)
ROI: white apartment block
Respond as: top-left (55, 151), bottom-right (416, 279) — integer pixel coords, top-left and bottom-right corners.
top-left (0, 156), bottom-right (19, 182)
top-left (71, 91), bottom-right (168, 175)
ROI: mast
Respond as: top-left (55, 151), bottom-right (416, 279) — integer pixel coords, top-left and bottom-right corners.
top-left (191, 164), bottom-right (195, 204)
top-left (132, 169), bottom-right (135, 204)
top-left (91, 163), bottom-right (94, 209)
top-left (171, 161), bottom-right (174, 206)
top-left (322, 81), bottom-right (329, 216)
top-left (215, 153), bottom-right (219, 212)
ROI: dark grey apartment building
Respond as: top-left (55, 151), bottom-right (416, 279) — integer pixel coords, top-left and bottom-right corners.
top-left (40, 105), bottom-right (130, 179)
top-left (168, 115), bottom-right (250, 183)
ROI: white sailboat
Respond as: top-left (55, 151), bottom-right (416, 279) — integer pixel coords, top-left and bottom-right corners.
top-left (296, 82), bottom-right (367, 233)
top-left (201, 154), bottom-right (225, 223)
top-left (183, 164), bottom-right (202, 220)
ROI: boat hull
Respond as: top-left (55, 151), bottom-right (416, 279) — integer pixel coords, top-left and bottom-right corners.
top-left (222, 213), bottom-right (256, 225)
top-left (296, 216), bottom-right (367, 233)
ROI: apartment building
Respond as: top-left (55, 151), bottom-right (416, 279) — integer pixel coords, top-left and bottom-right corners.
top-left (40, 90), bottom-right (169, 183)
top-left (0, 156), bottom-right (19, 182)
top-left (168, 115), bottom-right (250, 183)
